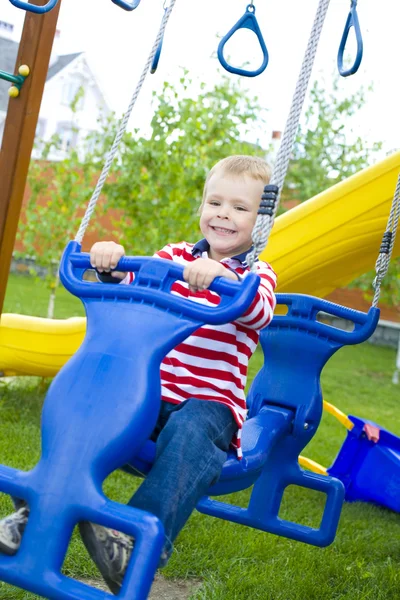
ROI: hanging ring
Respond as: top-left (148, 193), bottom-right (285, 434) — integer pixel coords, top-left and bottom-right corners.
top-left (8, 0), bottom-right (59, 14)
top-left (337, 0), bottom-right (363, 77)
top-left (217, 4), bottom-right (269, 78)
top-left (111, 0), bottom-right (141, 11)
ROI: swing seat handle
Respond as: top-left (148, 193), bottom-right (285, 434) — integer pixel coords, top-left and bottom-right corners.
top-left (9, 0), bottom-right (58, 13)
top-left (274, 293), bottom-right (380, 345)
top-left (61, 241), bottom-right (261, 326)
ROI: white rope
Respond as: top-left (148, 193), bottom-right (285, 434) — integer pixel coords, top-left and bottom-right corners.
top-left (372, 173), bottom-right (400, 308)
top-left (75, 0), bottom-right (176, 244)
top-left (246, 0), bottom-right (331, 271)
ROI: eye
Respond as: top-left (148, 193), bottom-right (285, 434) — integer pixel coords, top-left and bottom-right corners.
top-left (209, 200), bottom-right (220, 206)
top-left (235, 206), bottom-right (248, 212)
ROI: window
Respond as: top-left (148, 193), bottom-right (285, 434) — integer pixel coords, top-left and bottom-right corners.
top-left (56, 122), bottom-right (79, 153)
top-left (0, 21), bottom-right (14, 34)
top-left (61, 78), bottom-right (84, 110)
top-left (0, 113), bottom-right (7, 146)
top-left (35, 118), bottom-right (47, 140)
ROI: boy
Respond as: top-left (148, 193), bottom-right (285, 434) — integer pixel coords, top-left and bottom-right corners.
top-left (0, 155), bottom-right (277, 595)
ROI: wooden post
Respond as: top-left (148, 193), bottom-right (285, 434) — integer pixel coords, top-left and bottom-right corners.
top-left (0, 0), bottom-right (62, 314)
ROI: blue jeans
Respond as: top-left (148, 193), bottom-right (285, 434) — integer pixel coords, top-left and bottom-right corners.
top-left (127, 398), bottom-right (237, 566)
top-left (13, 399), bottom-right (236, 566)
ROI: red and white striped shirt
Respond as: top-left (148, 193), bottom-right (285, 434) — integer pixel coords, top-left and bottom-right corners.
top-left (123, 240), bottom-right (277, 458)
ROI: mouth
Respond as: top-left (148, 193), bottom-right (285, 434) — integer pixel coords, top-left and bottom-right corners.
top-left (211, 226), bottom-right (236, 235)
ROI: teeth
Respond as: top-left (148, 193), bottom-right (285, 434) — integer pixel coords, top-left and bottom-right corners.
top-left (213, 227), bottom-right (235, 233)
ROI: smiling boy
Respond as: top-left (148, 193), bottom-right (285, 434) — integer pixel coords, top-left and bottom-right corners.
top-left (0, 155), bottom-right (277, 596)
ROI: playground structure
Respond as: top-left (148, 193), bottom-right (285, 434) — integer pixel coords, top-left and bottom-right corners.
top-left (0, 0), bottom-right (399, 599)
top-left (300, 401), bottom-right (400, 514)
top-left (1, 149), bottom-right (400, 377)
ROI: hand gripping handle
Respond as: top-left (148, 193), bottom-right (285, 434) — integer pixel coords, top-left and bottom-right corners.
top-left (9, 0), bottom-right (59, 13)
top-left (60, 241), bottom-right (260, 326)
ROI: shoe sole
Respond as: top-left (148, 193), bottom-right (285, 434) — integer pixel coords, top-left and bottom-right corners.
top-left (0, 539), bottom-right (17, 556)
top-left (78, 522), bottom-right (121, 595)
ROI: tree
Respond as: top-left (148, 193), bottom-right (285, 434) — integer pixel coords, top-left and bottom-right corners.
top-left (282, 76), bottom-right (382, 203)
top-left (100, 70), bottom-right (269, 254)
top-left (280, 76), bottom-right (400, 310)
top-left (350, 257), bottom-right (400, 312)
top-left (15, 73), bottom-right (270, 315)
top-left (15, 95), bottom-right (105, 318)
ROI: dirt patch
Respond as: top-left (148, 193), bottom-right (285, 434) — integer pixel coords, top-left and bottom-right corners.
top-left (82, 575), bottom-right (201, 599)
top-left (149, 575), bottom-right (201, 599)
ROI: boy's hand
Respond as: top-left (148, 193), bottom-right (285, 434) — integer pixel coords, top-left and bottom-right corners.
top-left (183, 259), bottom-right (238, 293)
top-left (90, 241), bottom-right (126, 279)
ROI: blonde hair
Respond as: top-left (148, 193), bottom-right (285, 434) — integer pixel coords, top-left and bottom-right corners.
top-left (201, 155), bottom-right (272, 208)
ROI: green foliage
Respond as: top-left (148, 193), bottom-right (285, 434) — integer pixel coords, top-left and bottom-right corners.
top-left (100, 71), bottom-right (268, 253)
top-left (15, 91), bottom-right (105, 314)
top-left (283, 77), bottom-right (382, 203)
top-left (350, 259), bottom-right (400, 311)
top-left (281, 75), bottom-right (399, 309)
top-left (17, 135), bottom-right (101, 274)
top-left (14, 74), bottom-right (269, 312)
top-left (4, 273), bottom-right (84, 318)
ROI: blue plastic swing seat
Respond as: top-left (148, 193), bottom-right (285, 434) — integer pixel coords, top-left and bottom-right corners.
top-left (0, 241), bottom-right (260, 600)
top-left (0, 241), bottom-right (380, 600)
top-left (328, 416), bottom-right (400, 513)
top-left (130, 295), bottom-right (379, 548)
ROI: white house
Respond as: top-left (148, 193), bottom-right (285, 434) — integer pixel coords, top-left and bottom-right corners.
top-left (0, 19), bottom-right (110, 159)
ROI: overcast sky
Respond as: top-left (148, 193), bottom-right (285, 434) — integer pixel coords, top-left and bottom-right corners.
top-left (3, 0), bottom-right (399, 154)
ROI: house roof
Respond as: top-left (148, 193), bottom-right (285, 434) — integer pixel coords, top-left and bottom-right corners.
top-left (46, 52), bottom-right (82, 80)
top-left (0, 37), bottom-right (19, 113)
top-left (0, 37), bottom-right (82, 112)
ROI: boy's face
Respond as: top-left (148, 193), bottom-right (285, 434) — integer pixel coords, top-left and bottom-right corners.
top-left (200, 173), bottom-right (264, 262)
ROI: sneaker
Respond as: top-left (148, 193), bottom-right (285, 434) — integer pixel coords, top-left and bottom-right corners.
top-left (0, 505), bottom-right (30, 555)
top-left (79, 522), bottom-right (133, 595)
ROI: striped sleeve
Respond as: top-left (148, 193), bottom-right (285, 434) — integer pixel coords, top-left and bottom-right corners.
top-left (118, 242), bottom-right (185, 285)
top-left (153, 244), bottom-right (174, 261)
top-left (153, 242), bottom-right (195, 264)
top-left (234, 261), bottom-right (277, 330)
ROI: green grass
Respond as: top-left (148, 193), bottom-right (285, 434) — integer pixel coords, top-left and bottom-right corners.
top-left (1, 275), bottom-right (400, 599)
top-left (3, 273), bottom-right (84, 318)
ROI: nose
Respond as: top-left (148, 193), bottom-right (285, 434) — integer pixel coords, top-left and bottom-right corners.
top-left (217, 205), bottom-right (230, 219)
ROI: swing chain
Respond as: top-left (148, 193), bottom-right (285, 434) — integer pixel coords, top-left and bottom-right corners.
top-left (246, 0), bottom-right (331, 271)
top-left (75, 0), bottom-right (176, 244)
top-left (372, 173), bottom-right (400, 308)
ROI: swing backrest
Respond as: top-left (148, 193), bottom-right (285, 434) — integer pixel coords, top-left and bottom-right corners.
top-left (129, 294), bottom-right (380, 499)
top-left (196, 295), bottom-right (380, 548)
top-left (247, 293), bottom-right (380, 454)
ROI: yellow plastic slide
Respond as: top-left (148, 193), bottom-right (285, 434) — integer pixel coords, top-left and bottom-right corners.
top-left (263, 150), bottom-right (400, 299)
top-left (1, 151), bottom-right (399, 377)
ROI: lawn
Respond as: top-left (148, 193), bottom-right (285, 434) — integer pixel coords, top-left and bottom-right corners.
top-left (3, 273), bottom-right (84, 319)
top-left (0, 275), bottom-right (399, 599)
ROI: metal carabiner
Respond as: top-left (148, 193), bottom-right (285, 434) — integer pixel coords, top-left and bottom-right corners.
top-left (337, 0), bottom-right (363, 77)
top-left (217, 3), bottom-right (269, 78)
top-left (9, 0), bottom-right (59, 14)
top-left (111, 0), bottom-right (141, 11)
